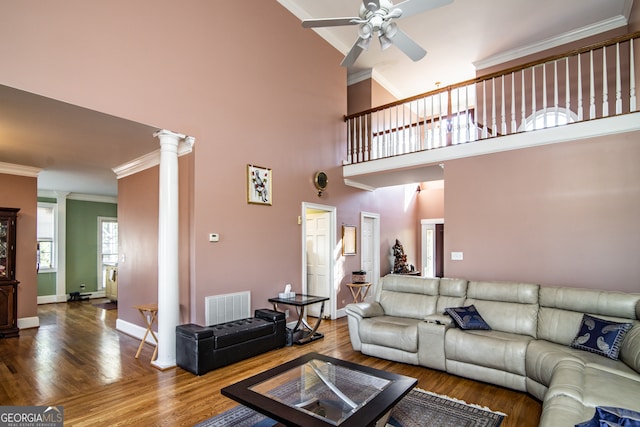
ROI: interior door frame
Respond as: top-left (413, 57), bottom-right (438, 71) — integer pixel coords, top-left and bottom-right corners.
top-left (301, 202), bottom-right (337, 320)
top-left (360, 211), bottom-right (380, 300)
top-left (421, 218), bottom-right (444, 278)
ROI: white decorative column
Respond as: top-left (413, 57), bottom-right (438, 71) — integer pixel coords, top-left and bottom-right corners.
top-left (151, 129), bottom-right (183, 370)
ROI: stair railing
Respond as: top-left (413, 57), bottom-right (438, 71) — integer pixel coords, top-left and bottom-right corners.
top-left (345, 31), bottom-right (639, 165)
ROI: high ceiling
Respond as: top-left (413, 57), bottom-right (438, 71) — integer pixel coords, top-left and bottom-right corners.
top-left (0, 0), bottom-right (633, 197)
top-left (279, 0), bottom-right (633, 98)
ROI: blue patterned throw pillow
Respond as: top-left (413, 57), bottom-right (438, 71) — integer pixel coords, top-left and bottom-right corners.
top-left (444, 305), bottom-right (491, 330)
top-left (570, 314), bottom-right (632, 360)
top-left (575, 406), bottom-right (640, 427)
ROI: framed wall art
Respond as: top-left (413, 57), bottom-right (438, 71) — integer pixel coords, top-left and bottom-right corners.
top-left (342, 225), bottom-right (357, 256)
top-left (247, 164), bottom-right (272, 205)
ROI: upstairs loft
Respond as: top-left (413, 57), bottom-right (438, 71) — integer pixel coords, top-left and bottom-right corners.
top-left (343, 32), bottom-right (640, 190)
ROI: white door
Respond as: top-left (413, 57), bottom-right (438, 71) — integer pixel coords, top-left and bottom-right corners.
top-left (306, 212), bottom-right (331, 318)
top-left (360, 212), bottom-right (380, 301)
top-left (421, 218), bottom-right (444, 278)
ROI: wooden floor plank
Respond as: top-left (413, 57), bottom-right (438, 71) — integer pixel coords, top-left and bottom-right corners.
top-left (0, 300), bottom-right (541, 426)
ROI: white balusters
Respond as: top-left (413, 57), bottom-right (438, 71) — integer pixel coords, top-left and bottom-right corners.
top-left (602, 46), bottom-right (609, 117)
top-left (631, 39), bottom-right (637, 112)
top-left (511, 72), bottom-right (517, 133)
top-left (343, 34), bottom-right (638, 165)
top-left (616, 43), bottom-right (622, 115)
top-left (565, 57), bottom-right (571, 120)
top-left (577, 53), bottom-right (584, 120)
top-left (590, 50), bottom-right (596, 119)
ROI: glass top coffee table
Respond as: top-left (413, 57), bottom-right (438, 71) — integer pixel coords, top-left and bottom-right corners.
top-left (221, 352), bottom-right (417, 427)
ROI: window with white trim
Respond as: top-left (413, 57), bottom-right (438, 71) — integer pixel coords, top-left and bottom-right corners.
top-left (37, 203), bottom-right (57, 271)
top-left (520, 107), bottom-right (578, 132)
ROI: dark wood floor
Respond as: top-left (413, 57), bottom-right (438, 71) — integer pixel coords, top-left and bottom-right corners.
top-left (0, 300), bottom-right (541, 426)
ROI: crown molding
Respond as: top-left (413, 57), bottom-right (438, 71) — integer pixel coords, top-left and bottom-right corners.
top-left (113, 135), bottom-right (195, 179)
top-left (67, 193), bottom-right (117, 203)
top-left (474, 15), bottom-right (629, 70)
top-left (0, 161), bottom-right (41, 177)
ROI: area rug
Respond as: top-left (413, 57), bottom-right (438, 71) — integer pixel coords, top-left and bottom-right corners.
top-left (92, 301), bottom-right (117, 310)
top-left (196, 388), bottom-right (505, 427)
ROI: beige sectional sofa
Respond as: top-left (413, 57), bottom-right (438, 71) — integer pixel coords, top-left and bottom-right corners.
top-left (345, 274), bottom-right (640, 426)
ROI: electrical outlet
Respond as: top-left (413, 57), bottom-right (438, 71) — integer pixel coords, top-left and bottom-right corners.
top-left (451, 252), bottom-right (464, 261)
top-left (208, 233), bottom-right (220, 242)
top-left (285, 309), bottom-right (290, 319)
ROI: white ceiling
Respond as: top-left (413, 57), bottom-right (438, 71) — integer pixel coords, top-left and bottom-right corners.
top-left (0, 0), bottom-right (633, 197)
top-left (279, 0), bottom-right (633, 98)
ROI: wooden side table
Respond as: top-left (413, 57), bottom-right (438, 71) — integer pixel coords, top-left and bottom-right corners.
top-left (346, 283), bottom-right (371, 303)
top-left (133, 303), bottom-right (158, 362)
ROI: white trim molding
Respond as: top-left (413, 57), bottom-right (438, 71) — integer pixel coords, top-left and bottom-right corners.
top-left (0, 162), bottom-right (41, 177)
top-left (17, 316), bottom-right (40, 329)
top-left (113, 133), bottom-right (195, 179)
top-left (474, 15), bottom-right (629, 71)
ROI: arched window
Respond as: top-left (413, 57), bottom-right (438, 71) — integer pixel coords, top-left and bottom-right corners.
top-left (519, 107), bottom-right (578, 132)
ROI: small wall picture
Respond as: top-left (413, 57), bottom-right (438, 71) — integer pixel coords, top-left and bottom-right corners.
top-left (342, 225), bottom-right (357, 256)
top-left (247, 164), bottom-right (272, 205)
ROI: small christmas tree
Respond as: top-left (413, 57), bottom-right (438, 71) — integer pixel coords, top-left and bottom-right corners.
top-left (392, 239), bottom-right (411, 274)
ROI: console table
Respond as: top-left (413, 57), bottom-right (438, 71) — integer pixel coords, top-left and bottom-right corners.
top-left (268, 294), bottom-right (329, 345)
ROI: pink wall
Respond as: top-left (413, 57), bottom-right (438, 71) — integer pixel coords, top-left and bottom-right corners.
top-left (0, 174), bottom-right (38, 320)
top-left (0, 1), bottom-right (415, 326)
top-left (444, 132), bottom-right (640, 293)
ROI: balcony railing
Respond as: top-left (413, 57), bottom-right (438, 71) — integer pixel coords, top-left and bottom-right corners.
top-left (344, 32), bottom-right (639, 165)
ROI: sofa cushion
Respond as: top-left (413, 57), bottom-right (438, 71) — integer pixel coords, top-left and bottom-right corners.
top-left (570, 314), bottom-right (632, 360)
top-left (359, 316), bottom-right (421, 353)
top-left (527, 339), bottom-right (640, 390)
top-left (445, 329), bottom-right (532, 376)
top-left (435, 278), bottom-right (468, 313)
top-left (465, 281), bottom-right (539, 338)
top-left (444, 305), bottom-right (491, 330)
top-left (620, 324), bottom-right (640, 373)
top-left (379, 276), bottom-right (439, 319)
top-left (546, 363), bottom-right (640, 412)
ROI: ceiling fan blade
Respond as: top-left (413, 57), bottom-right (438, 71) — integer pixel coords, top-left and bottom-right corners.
top-left (388, 27), bottom-right (427, 61)
top-left (393, 0), bottom-right (453, 19)
top-left (302, 17), bottom-right (360, 28)
top-left (341, 39), bottom-right (366, 67)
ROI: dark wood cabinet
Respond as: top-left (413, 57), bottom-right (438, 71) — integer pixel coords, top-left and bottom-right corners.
top-left (0, 207), bottom-right (19, 338)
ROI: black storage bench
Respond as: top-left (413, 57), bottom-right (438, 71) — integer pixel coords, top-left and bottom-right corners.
top-left (176, 308), bottom-right (285, 375)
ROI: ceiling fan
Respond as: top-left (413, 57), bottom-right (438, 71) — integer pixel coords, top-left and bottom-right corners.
top-left (302, 0), bottom-right (453, 67)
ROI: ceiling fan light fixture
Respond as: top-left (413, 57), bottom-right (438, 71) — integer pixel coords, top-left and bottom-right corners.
top-left (357, 36), bottom-right (372, 50)
top-left (358, 22), bottom-right (373, 39)
top-left (379, 34), bottom-right (393, 50)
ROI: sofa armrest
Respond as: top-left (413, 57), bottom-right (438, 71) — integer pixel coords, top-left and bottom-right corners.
top-left (345, 302), bottom-right (385, 319)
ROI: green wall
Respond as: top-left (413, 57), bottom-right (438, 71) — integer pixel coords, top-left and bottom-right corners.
top-left (37, 198), bottom-right (117, 296)
top-left (37, 272), bottom-right (56, 296)
top-left (66, 199), bottom-right (117, 293)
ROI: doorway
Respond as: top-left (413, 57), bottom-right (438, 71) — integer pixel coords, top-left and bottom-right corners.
top-left (98, 216), bottom-right (118, 292)
top-left (421, 219), bottom-right (444, 278)
top-left (302, 202), bottom-right (336, 320)
top-left (360, 212), bottom-right (380, 301)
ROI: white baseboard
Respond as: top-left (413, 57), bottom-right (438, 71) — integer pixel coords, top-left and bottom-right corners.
top-left (17, 316), bottom-right (40, 329)
top-left (37, 295), bottom-right (67, 304)
top-left (116, 318), bottom-right (157, 344)
top-left (336, 307), bottom-right (346, 319)
top-left (37, 290), bottom-right (107, 305)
